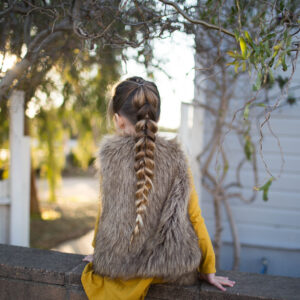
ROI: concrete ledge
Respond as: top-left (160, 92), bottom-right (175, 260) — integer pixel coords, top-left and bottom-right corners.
top-left (0, 243), bottom-right (87, 300)
top-left (0, 243), bottom-right (299, 300)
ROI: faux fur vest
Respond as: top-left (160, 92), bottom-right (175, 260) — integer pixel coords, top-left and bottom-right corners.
top-left (92, 133), bottom-right (201, 285)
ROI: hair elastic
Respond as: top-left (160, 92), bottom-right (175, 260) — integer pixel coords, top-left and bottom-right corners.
top-left (135, 78), bottom-right (145, 86)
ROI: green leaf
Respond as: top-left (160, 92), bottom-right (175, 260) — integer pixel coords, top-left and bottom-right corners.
top-left (287, 95), bottom-right (296, 105)
top-left (272, 49), bottom-right (279, 58)
top-left (253, 44), bottom-right (260, 56)
top-left (283, 30), bottom-right (288, 41)
top-left (244, 31), bottom-right (250, 40)
top-left (226, 60), bottom-right (237, 66)
top-left (279, 0), bottom-right (284, 10)
top-left (265, 33), bottom-right (276, 40)
top-left (275, 57), bottom-right (282, 69)
top-left (244, 135), bottom-right (253, 160)
top-left (234, 29), bottom-right (240, 41)
top-left (264, 41), bottom-right (271, 57)
top-left (234, 61), bottom-right (240, 73)
top-left (223, 161), bottom-right (229, 174)
top-left (254, 178), bottom-right (274, 201)
top-left (244, 31), bottom-right (254, 47)
top-left (273, 42), bottom-right (282, 51)
top-left (243, 103), bottom-right (250, 120)
top-left (286, 36), bottom-right (292, 47)
top-left (269, 69), bottom-right (274, 84)
top-left (242, 61), bottom-right (247, 72)
top-left (276, 75), bottom-right (289, 89)
top-left (227, 50), bottom-right (237, 58)
top-left (248, 63), bottom-right (252, 77)
top-left (252, 71), bottom-right (262, 91)
top-left (239, 37), bottom-right (247, 58)
top-left (282, 54), bottom-right (287, 71)
top-left (255, 103), bottom-right (266, 107)
top-left (268, 57), bottom-right (275, 67)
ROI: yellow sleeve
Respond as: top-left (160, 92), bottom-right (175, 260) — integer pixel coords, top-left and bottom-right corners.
top-left (91, 174), bottom-right (103, 249)
top-left (187, 166), bottom-right (216, 274)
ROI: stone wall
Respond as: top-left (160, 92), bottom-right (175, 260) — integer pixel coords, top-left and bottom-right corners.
top-left (0, 244), bottom-right (299, 300)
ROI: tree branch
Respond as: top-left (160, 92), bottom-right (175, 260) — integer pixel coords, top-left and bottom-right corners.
top-left (158, 0), bottom-right (235, 38)
top-left (223, 195), bottom-right (240, 270)
top-left (0, 19), bottom-right (72, 103)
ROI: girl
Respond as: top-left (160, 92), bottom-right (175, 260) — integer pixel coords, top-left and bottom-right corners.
top-left (81, 76), bottom-right (235, 300)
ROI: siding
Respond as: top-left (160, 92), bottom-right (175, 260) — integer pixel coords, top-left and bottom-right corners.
top-left (198, 63), bottom-right (300, 276)
top-left (202, 103), bottom-right (300, 251)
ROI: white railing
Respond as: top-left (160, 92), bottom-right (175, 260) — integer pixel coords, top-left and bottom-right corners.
top-left (0, 178), bottom-right (10, 243)
top-left (1, 90), bottom-right (30, 246)
top-left (178, 101), bottom-right (204, 203)
top-left (9, 90), bottom-right (30, 247)
top-left (0, 179), bottom-right (10, 204)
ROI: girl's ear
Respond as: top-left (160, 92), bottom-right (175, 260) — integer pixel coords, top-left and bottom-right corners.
top-left (114, 113), bottom-right (125, 129)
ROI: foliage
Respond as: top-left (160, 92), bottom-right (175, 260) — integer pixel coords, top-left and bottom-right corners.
top-left (189, 0), bottom-right (299, 269)
top-left (0, 1), bottom-right (123, 201)
top-left (32, 107), bottom-right (65, 202)
top-left (254, 177), bottom-right (274, 201)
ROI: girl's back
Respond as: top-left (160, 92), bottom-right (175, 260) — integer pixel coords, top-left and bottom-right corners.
top-left (93, 133), bottom-right (201, 284)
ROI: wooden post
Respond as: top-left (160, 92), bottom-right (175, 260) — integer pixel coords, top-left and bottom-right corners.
top-left (9, 90), bottom-right (31, 247)
top-left (178, 36), bottom-right (205, 203)
top-left (178, 102), bottom-right (204, 202)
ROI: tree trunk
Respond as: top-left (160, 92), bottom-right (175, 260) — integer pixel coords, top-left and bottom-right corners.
top-left (30, 163), bottom-right (41, 217)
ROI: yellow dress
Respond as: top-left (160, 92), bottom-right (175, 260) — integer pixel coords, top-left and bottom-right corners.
top-left (81, 166), bottom-right (216, 300)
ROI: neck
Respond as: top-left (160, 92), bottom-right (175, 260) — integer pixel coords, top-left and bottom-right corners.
top-left (116, 131), bottom-right (136, 137)
top-left (115, 123), bottom-right (136, 136)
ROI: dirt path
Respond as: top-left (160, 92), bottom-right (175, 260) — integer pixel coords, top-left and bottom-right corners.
top-left (51, 229), bottom-right (94, 255)
top-left (33, 176), bottom-right (99, 253)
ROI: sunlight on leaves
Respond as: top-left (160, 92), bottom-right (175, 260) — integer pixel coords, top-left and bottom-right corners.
top-left (41, 209), bottom-right (62, 221)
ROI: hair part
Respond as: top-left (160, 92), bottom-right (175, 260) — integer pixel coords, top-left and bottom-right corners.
top-left (107, 76), bottom-right (161, 245)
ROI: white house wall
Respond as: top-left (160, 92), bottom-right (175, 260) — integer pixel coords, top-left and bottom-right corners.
top-left (200, 66), bottom-right (300, 277)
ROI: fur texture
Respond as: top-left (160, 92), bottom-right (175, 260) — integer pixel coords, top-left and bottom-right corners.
top-left (92, 133), bottom-right (202, 285)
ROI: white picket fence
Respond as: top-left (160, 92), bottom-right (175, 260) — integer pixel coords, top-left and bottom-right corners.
top-left (0, 179), bottom-right (10, 243)
top-left (0, 90), bottom-right (30, 247)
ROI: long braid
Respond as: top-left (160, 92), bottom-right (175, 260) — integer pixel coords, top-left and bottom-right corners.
top-left (130, 78), bottom-right (159, 245)
top-left (107, 76), bottom-right (161, 246)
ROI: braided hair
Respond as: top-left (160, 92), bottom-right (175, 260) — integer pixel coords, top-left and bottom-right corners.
top-left (107, 76), bottom-right (161, 245)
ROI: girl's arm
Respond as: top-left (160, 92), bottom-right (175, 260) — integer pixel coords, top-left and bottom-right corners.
top-left (187, 166), bottom-right (216, 274)
top-left (187, 166), bottom-right (235, 291)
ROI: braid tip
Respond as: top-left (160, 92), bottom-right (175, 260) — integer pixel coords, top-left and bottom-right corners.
top-left (129, 232), bottom-right (135, 246)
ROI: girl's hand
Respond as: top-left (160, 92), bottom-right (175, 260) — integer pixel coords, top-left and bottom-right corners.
top-left (198, 272), bottom-right (235, 291)
top-left (82, 254), bottom-right (94, 262)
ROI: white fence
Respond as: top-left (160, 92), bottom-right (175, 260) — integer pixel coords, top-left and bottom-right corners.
top-left (0, 179), bottom-right (10, 243)
top-left (0, 90), bottom-right (30, 247)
